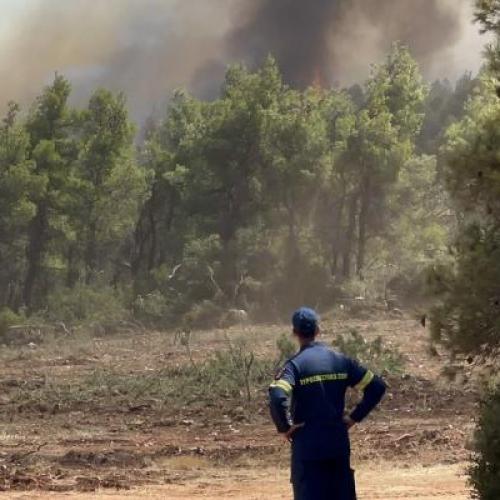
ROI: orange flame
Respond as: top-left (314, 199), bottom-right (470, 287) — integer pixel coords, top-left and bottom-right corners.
top-left (312, 66), bottom-right (328, 89)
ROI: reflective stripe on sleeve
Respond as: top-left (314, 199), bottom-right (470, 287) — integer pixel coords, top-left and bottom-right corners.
top-left (355, 370), bottom-right (375, 391)
top-left (269, 379), bottom-right (293, 395)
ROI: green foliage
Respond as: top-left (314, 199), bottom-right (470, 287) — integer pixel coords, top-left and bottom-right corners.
top-left (276, 333), bottom-right (296, 363)
top-left (130, 48), bottom-right (438, 320)
top-left (0, 47), bottom-right (459, 328)
top-left (0, 103), bottom-right (37, 309)
top-left (334, 44), bottom-right (428, 276)
top-left (333, 329), bottom-right (405, 374)
top-left (476, 0), bottom-right (500, 32)
top-left (22, 76), bottom-right (78, 309)
top-left (470, 386), bottom-right (500, 500)
top-left (429, 2), bottom-right (500, 355)
top-left (45, 284), bottom-right (129, 323)
top-left (0, 76), bottom-right (145, 316)
top-left (418, 74), bottom-right (478, 154)
top-left (183, 300), bottom-right (224, 330)
top-left (427, 6), bottom-right (500, 495)
top-left (431, 75), bottom-right (500, 353)
top-left (73, 88), bottom-right (144, 283)
top-left (430, 225), bottom-right (500, 353)
top-left (0, 307), bottom-right (24, 337)
top-left (199, 337), bottom-right (271, 401)
top-left (133, 290), bottom-right (170, 326)
top-left (381, 155), bottom-right (452, 302)
top-left (475, 0), bottom-right (500, 72)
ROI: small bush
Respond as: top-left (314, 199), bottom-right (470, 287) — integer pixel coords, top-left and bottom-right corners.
top-left (183, 300), bottom-right (223, 330)
top-left (333, 329), bottom-right (405, 374)
top-left (276, 333), bottom-right (296, 364)
top-left (0, 307), bottom-right (24, 337)
top-left (45, 284), bottom-right (129, 323)
top-left (470, 386), bottom-right (500, 500)
top-left (133, 290), bottom-right (170, 326)
top-left (200, 337), bottom-right (271, 401)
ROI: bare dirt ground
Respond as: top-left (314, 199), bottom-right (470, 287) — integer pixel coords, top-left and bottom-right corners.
top-left (6, 463), bottom-right (469, 499)
top-left (0, 317), bottom-right (475, 498)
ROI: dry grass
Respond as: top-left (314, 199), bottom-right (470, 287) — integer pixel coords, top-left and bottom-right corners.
top-left (0, 317), bottom-right (476, 496)
top-left (4, 462), bottom-right (469, 499)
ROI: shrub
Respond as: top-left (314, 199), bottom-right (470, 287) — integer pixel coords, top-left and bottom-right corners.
top-left (45, 284), bottom-right (129, 323)
top-left (182, 300), bottom-right (224, 330)
top-left (133, 290), bottom-right (170, 326)
top-left (470, 386), bottom-right (500, 500)
top-left (276, 333), bottom-right (296, 364)
top-left (429, 224), bottom-right (500, 354)
top-left (333, 329), bottom-right (405, 374)
top-left (200, 338), bottom-right (269, 401)
top-left (0, 307), bottom-right (24, 337)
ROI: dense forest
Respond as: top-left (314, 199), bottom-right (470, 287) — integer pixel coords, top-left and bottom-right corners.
top-left (0, 43), bottom-right (480, 330)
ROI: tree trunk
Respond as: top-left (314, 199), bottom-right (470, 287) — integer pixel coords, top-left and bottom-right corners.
top-left (23, 203), bottom-right (48, 309)
top-left (158, 190), bottom-right (177, 267)
top-left (147, 207), bottom-right (157, 271)
top-left (84, 220), bottom-right (97, 284)
top-left (131, 200), bottom-right (151, 279)
top-left (342, 194), bottom-right (358, 279)
top-left (331, 190), bottom-right (346, 277)
top-left (218, 190), bottom-right (240, 303)
top-left (357, 176), bottom-right (371, 276)
top-left (65, 244), bottom-right (79, 288)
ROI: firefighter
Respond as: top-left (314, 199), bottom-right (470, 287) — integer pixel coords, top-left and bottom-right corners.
top-left (269, 307), bottom-right (386, 500)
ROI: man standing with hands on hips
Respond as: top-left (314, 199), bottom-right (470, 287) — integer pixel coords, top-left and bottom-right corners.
top-left (269, 307), bottom-right (386, 500)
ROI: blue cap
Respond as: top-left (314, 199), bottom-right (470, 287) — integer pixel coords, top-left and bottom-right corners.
top-left (292, 307), bottom-right (319, 336)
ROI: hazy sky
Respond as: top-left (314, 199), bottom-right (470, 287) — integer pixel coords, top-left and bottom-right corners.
top-left (0, 0), bottom-right (489, 121)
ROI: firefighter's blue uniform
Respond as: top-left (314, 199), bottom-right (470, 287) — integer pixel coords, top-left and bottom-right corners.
top-left (269, 309), bottom-right (386, 500)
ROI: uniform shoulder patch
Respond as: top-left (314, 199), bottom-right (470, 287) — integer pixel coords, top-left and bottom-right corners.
top-left (274, 367), bottom-right (285, 381)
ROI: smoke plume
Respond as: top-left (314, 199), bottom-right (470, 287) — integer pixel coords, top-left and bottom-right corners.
top-left (0, 0), bottom-right (485, 120)
top-left (228, 0), bottom-right (342, 88)
top-left (229, 0), bottom-right (480, 87)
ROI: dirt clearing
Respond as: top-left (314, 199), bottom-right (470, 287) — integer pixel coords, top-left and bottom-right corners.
top-left (0, 318), bottom-right (476, 498)
top-left (6, 463), bottom-right (469, 499)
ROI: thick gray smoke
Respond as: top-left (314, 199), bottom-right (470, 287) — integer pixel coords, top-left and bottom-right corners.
top-left (229, 0), bottom-right (479, 87)
top-left (0, 0), bottom-right (485, 120)
top-left (228, 0), bottom-right (342, 88)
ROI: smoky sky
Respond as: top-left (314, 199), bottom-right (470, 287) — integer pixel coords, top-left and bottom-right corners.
top-left (0, 0), bottom-right (486, 121)
top-left (228, 0), bottom-right (342, 87)
top-left (229, 0), bottom-right (480, 87)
